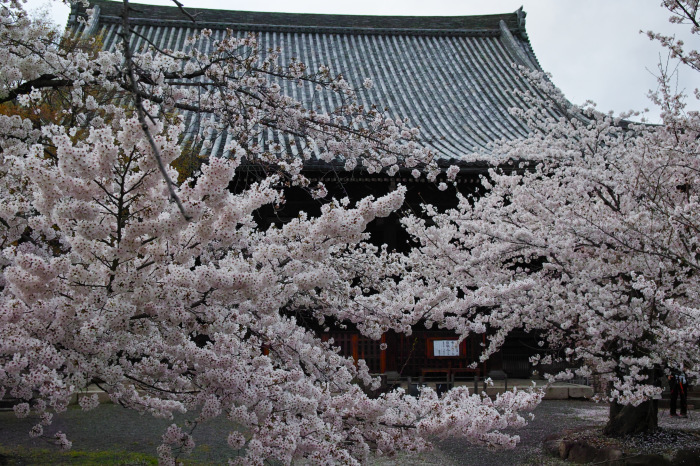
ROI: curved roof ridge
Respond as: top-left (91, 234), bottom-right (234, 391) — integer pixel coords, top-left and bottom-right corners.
top-left (71, 1), bottom-right (527, 38)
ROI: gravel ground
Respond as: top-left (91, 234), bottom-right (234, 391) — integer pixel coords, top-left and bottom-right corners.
top-left (373, 401), bottom-right (700, 465)
top-left (371, 400), bottom-right (610, 465)
top-left (435, 400), bottom-right (608, 465)
top-left (1, 400), bottom-right (698, 464)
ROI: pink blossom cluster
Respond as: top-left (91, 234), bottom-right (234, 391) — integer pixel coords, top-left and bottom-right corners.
top-left (396, 62), bottom-right (700, 414)
top-left (0, 1), bottom-right (541, 462)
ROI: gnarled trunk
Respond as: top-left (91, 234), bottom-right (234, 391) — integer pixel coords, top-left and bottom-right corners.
top-left (603, 400), bottom-right (658, 436)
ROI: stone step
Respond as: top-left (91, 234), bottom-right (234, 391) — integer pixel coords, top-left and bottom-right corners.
top-left (406, 380), bottom-right (595, 400)
top-left (657, 398), bottom-right (698, 410)
top-left (0, 397), bottom-right (21, 411)
top-left (662, 390), bottom-right (700, 397)
top-left (1, 386), bottom-right (116, 410)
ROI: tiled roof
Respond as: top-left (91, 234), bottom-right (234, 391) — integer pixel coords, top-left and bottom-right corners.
top-left (70, 1), bottom-right (555, 161)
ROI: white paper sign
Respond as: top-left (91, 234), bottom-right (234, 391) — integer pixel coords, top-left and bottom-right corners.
top-left (433, 340), bottom-right (460, 357)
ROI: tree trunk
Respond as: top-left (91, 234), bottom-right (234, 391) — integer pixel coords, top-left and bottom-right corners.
top-left (603, 400), bottom-right (658, 436)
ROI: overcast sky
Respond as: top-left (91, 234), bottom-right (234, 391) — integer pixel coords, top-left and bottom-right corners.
top-left (25, 0), bottom-right (699, 122)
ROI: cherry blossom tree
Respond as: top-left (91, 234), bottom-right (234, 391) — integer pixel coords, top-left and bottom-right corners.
top-left (394, 1), bottom-right (700, 436)
top-left (0, 1), bottom-right (542, 463)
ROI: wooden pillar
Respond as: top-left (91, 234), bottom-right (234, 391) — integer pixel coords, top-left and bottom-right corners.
top-left (380, 333), bottom-right (386, 374)
top-left (351, 334), bottom-right (359, 365)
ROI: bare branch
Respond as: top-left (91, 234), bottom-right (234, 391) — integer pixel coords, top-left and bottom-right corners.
top-left (120, 0), bottom-right (191, 221)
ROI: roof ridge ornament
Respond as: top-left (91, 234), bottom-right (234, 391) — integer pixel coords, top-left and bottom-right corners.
top-left (516, 6), bottom-right (527, 35)
top-left (499, 20), bottom-right (537, 70)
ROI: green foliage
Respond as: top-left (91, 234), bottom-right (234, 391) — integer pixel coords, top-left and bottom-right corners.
top-left (0, 445), bottom-right (158, 465)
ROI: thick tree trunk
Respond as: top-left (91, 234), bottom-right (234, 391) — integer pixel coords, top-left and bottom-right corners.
top-left (603, 400), bottom-right (658, 436)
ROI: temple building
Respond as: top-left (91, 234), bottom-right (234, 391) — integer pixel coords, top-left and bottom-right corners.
top-left (69, 0), bottom-right (567, 382)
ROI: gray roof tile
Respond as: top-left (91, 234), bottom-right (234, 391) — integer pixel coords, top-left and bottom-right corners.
top-left (71, 1), bottom-right (558, 161)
